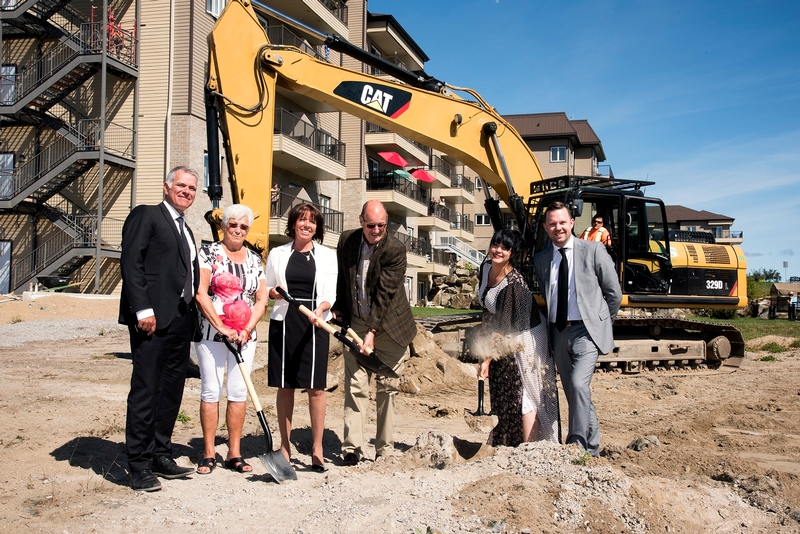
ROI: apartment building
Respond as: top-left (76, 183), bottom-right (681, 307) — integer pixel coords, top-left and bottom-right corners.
top-left (665, 205), bottom-right (743, 245)
top-left (1, 0), bottom-right (138, 294)
top-left (2, 1), bottom-right (611, 304)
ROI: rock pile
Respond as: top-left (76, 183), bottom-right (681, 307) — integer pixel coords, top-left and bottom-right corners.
top-left (426, 268), bottom-right (480, 309)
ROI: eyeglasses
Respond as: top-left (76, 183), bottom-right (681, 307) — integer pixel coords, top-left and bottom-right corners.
top-left (227, 223), bottom-right (250, 231)
top-left (593, 220), bottom-right (603, 225)
top-left (365, 222), bottom-right (387, 229)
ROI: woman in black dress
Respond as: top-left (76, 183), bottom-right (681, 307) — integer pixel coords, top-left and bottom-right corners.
top-left (265, 203), bottom-right (338, 472)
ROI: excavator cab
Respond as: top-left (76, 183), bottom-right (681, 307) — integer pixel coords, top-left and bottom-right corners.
top-left (525, 176), bottom-right (672, 298)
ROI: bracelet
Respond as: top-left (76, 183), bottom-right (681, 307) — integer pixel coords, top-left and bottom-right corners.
top-left (368, 328), bottom-right (377, 335)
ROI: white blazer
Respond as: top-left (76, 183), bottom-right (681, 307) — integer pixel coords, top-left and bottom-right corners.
top-left (265, 241), bottom-right (338, 321)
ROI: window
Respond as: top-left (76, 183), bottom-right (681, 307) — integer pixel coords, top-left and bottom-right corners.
top-left (550, 146), bottom-right (567, 163)
top-left (407, 227), bottom-right (413, 238)
top-left (0, 153), bottom-right (13, 199)
top-left (318, 194), bottom-right (331, 214)
top-left (475, 214), bottom-right (491, 226)
top-left (1, 65), bottom-right (16, 105)
top-left (206, 0), bottom-right (225, 18)
top-left (475, 178), bottom-right (482, 191)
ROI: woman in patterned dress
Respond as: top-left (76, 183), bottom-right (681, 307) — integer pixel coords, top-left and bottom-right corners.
top-left (265, 203), bottom-right (337, 472)
top-left (194, 204), bottom-right (267, 474)
top-left (477, 229), bottom-right (559, 446)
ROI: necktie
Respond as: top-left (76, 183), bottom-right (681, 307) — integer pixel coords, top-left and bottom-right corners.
top-left (556, 247), bottom-right (568, 331)
top-left (178, 215), bottom-right (193, 303)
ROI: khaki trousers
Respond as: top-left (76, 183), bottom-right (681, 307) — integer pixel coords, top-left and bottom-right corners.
top-left (342, 315), bottom-right (408, 458)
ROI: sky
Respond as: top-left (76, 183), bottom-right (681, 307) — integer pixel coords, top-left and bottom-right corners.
top-left (369, 0), bottom-right (800, 279)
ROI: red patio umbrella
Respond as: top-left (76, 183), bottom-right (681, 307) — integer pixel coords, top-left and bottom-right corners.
top-left (411, 168), bottom-right (435, 183)
top-left (377, 151), bottom-right (408, 167)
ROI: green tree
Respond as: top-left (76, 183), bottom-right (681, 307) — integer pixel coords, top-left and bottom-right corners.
top-left (748, 268), bottom-right (781, 282)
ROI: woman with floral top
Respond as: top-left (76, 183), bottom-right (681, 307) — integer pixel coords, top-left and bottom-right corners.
top-left (194, 204), bottom-right (267, 475)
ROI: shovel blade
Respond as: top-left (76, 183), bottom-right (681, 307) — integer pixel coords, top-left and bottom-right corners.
top-left (258, 451), bottom-right (297, 483)
top-left (349, 347), bottom-right (400, 379)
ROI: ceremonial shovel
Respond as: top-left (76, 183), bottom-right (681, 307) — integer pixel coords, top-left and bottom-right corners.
top-left (275, 287), bottom-right (399, 379)
top-left (222, 338), bottom-right (297, 483)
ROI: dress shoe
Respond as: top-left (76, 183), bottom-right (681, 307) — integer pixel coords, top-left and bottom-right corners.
top-left (129, 469), bottom-right (162, 492)
top-left (152, 456), bottom-right (193, 479)
top-left (340, 452), bottom-right (359, 466)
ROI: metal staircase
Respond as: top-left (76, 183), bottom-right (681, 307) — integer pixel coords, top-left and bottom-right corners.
top-left (431, 232), bottom-right (486, 268)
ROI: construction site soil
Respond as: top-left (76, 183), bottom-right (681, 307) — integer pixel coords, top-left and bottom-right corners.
top-left (0, 293), bottom-right (799, 533)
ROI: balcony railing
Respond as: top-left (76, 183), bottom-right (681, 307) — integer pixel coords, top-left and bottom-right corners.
top-left (10, 216), bottom-right (123, 291)
top-left (365, 122), bottom-right (430, 157)
top-left (450, 214), bottom-right (474, 234)
top-left (451, 174), bottom-right (475, 194)
top-left (366, 171), bottom-right (428, 205)
top-left (369, 55), bottom-right (410, 77)
top-left (712, 228), bottom-right (743, 240)
top-left (428, 200), bottom-right (451, 222)
top-left (270, 191), bottom-right (343, 235)
top-left (275, 108), bottom-right (346, 164)
top-left (317, 0), bottom-right (348, 23)
top-left (430, 248), bottom-right (452, 266)
top-left (266, 25), bottom-right (327, 61)
top-left (0, 119), bottom-right (135, 200)
top-left (595, 164), bottom-right (614, 178)
top-left (406, 235), bottom-right (431, 258)
top-left (430, 155), bottom-right (453, 178)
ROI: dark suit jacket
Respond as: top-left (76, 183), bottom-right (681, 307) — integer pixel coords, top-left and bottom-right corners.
top-left (118, 202), bottom-right (200, 331)
top-left (332, 229), bottom-right (416, 348)
top-left (534, 237), bottom-right (621, 354)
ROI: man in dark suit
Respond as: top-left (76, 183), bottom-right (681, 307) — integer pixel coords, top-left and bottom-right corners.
top-left (119, 166), bottom-right (200, 491)
top-left (332, 200), bottom-right (416, 465)
top-left (534, 201), bottom-right (621, 457)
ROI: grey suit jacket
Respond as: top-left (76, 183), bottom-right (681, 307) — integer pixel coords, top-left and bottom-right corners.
top-left (534, 237), bottom-right (622, 354)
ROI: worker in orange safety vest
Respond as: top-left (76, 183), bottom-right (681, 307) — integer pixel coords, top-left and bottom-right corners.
top-left (580, 215), bottom-right (612, 246)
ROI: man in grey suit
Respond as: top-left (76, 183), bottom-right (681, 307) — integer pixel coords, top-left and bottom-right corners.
top-left (534, 201), bottom-right (621, 456)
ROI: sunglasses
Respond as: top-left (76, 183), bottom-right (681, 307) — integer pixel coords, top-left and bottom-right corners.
top-left (593, 220), bottom-right (603, 225)
top-left (365, 222), bottom-right (387, 229)
top-left (227, 223), bottom-right (250, 231)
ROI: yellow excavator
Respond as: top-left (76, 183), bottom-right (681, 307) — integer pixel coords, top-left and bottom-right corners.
top-left (205, 0), bottom-right (747, 371)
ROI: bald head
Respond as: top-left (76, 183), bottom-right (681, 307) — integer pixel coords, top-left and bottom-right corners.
top-left (359, 200), bottom-right (388, 246)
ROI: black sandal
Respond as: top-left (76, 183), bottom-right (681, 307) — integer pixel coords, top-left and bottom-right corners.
top-left (224, 457), bottom-right (252, 473)
top-left (196, 457), bottom-right (216, 475)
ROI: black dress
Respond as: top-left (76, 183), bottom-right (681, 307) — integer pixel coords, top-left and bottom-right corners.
top-left (268, 249), bottom-right (329, 389)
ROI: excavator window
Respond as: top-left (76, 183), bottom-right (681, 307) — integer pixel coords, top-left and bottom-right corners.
top-left (622, 198), bottom-right (670, 293)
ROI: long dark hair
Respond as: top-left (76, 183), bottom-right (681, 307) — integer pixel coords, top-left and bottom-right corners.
top-left (286, 203), bottom-right (325, 243)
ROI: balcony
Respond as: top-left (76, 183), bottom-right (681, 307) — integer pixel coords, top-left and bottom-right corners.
top-left (449, 214), bottom-right (474, 242)
top-left (265, 24), bottom-right (338, 113)
top-left (254, 0), bottom-right (348, 42)
top-left (712, 228), bottom-right (744, 245)
top-left (365, 123), bottom-right (429, 167)
top-left (401, 235), bottom-right (428, 268)
top-left (427, 155), bottom-right (455, 188)
top-left (435, 174), bottom-right (475, 203)
top-left (273, 108), bottom-right (346, 181)
top-left (417, 202), bottom-right (452, 232)
top-left (365, 171), bottom-right (428, 217)
top-left (269, 190), bottom-right (343, 249)
top-left (417, 248), bottom-right (452, 276)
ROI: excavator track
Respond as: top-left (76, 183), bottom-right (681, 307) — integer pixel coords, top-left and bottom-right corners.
top-left (418, 313), bottom-right (745, 374)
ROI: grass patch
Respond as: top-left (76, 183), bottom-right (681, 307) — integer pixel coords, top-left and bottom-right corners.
top-left (791, 339), bottom-right (800, 349)
top-left (9, 315), bottom-right (22, 324)
top-left (689, 316), bottom-right (800, 341)
top-left (759, 342), bottom-right (786, 353)
top-left (176, 409), bottom-right (192, 423)
top-left (760, 355), bottom-right (777, 362)
top-left (411, 307), bottom-right (481, 319)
